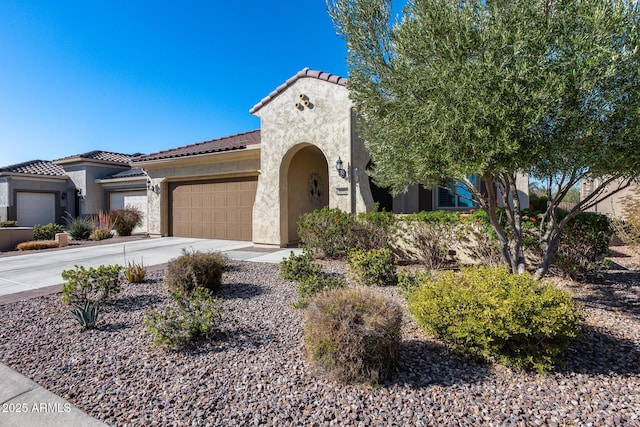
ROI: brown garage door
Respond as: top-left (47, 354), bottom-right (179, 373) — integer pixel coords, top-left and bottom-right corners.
top-left (169, 177), bottom-right (257, 240)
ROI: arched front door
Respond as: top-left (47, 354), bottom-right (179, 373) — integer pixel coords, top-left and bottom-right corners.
top-left (283, 144), bottom-right (329, 245)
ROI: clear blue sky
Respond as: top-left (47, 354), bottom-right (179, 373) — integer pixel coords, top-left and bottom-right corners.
top-left (1, 1), bottom-right (387, 166)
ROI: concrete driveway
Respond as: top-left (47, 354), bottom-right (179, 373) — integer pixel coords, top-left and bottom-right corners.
top-left (0, 237), bottom-right (301, 298)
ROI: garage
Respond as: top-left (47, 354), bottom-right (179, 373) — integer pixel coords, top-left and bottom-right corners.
top-left (16, 192), bottom-right (56, 227)
top-left (109, 190), bottom-right (148, 234)
top-left (169, 177), bottom-right (257, 240)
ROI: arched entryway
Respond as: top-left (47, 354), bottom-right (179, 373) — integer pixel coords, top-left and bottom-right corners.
top-left (282, 144), bottom-right (329, 245)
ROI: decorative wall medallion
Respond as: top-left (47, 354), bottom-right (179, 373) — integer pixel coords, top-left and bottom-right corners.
top-left (307, 173), bottom-right (323, 207)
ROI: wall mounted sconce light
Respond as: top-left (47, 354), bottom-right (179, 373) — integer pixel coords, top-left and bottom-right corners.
top-left (76, 189), bottom-right (84, 200)
top-left (60, 192), bottom-right (66, 201)
top-left (336, 157), bottom-right (347, 179)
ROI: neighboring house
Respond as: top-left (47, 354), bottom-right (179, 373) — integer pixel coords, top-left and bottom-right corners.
top-left (0, 151), bottom-right (147, 230)
top-left (0, 160), bottom-right (69, 227)
top-left (581, 178), bottom-right (639, 217)
top-left (134, 68), bottom-right (529, 247)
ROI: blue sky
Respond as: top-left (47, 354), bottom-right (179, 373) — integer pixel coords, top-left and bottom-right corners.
top-left (1, 1), bottom-right (381, 166)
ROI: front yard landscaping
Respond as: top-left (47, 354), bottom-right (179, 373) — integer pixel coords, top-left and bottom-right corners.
top-left (0, 246), bottom-right (639, 426)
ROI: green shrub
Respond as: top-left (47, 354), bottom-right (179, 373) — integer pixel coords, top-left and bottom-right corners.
top-left (0, 220), bottom-right (18, 227)
top-left (294, 273), bottom-right (346, 308)
top-left (552, 212), bottom-right (613, 280)
top-left (70, 301), bottom-right (100, 329)
top-left (90, 227), bottom-right (113, 241)
top-left (16, 240), bottom-right (59, 251)
top-left (33, 223), bottom-right (64, 240)
top-left (110, 207), bottom-right (143, 236)
top-left (125, 259), bottom-right (147, 283)
top-left (407, 266), bottom-right (583, 373)
top-left (145, 287), bottom-right (223, 349)
top-left (61, 264), bottom-right (123, 305)
top-left (166, 250), bottom-right (228, 295)
top-left (65, 215), bottom-right (94, 240)
top-left (304, 287), bottom-right (403, 384)
top-left (279, 251), bottom-right (321, 281)
top-left (297, 207), bottom-right (363, 259)
top-left (347, 248), bottom-right (398, 287)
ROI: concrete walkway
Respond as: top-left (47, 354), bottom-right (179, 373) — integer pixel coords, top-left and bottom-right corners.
top-left (0, 237), bottom-right (302, 426)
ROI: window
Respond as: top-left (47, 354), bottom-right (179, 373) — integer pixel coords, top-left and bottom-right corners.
top-left (436, 177), bottom-right (477, 209)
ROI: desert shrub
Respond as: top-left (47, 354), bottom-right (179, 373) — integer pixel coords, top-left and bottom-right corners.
top-left (552, 212), bottom-right (613, 280)
top-left (611, 189), bottom-right (640, 252)
top-left (407, 220), bottom-right (458, 269)
top-left (166, 250), bottom-right (228, 295)
top-left (0, 220), bottom-right (18, 227)
top-left (356, 210), bottom-right (399, 252)
top-left (65, 215), bottom-right (94, 240)
top-left (294, 273), bottom-right (346, 308)
top-left (125, 259), bottom-right (147, 283)
top-left (90, 227), bottom-right (113, 241)
top-left (407, 266), bottom-right (584, 373)
top-left (33, 223), bottom-right (64, 240)
top-left (61, 264), bottom-right (123, 305)
top-left (347, 248), bottom-right (397, 287)
top-left (279, 251), bottom-right (321, 281)
top-left (16, 240), bottom-right (59, 251)
top-left (304, 287), bottom-right (403, 384)
top-left (297, 206), bottom-right (364, 259)
top-left (145, 287), bottom-right (224, 349)
top-left (110, 207), bottom-right (143, 236)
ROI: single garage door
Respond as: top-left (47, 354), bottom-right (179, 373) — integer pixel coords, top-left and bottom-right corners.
top-left (169, 177), bottom-right (257, 240)
top-left (109, 191), bottom-right (148, 234)
top-left (16, 192), bottom-right (56, 227)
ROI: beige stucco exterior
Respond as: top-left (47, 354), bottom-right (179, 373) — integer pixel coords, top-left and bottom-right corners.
top-left (251, 76), bottom-right (374, 246)
top-left (581, 177), bottom-right (639, 217)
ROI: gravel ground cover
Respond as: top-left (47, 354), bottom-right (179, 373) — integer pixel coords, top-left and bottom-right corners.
top-left (0, 249), bottom-right (639, 426)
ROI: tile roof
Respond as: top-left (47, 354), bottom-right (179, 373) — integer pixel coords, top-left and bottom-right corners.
top-left (133, 130), bottom-right (261, 162)
top-left (101, 167), bottom-right (146, 180)
top-left (249, 68), bottom-right (348, 114)
top-left (54, 150), bottom-right (138, 165)
top-left (0, 160), bottom-right (66, 177)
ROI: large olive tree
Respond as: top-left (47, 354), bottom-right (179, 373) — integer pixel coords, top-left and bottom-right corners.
top-left (329, 0), bottom-right (640, 278)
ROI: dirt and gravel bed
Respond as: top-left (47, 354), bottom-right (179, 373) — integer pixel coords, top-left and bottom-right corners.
top-left (0, 251), bottom-right (639, 426)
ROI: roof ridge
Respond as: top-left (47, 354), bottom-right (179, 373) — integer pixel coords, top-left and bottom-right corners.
top-left (249, 68), bottom-right (347, 114)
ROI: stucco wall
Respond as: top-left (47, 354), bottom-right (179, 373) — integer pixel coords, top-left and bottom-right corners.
top-left (252, 77), bottom-right (373, 246)
top-left (582, 178), bottom-right (638, 217)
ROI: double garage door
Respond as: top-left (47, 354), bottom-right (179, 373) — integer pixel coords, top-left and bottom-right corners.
top-left (169, 177), bottom-right (257, 241)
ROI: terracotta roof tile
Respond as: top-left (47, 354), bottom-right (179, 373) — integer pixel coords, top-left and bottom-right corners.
top-left (133, 130), bottom-right (261, 162)
top-left (0, 160), bottom-right (66, 177)
top-left (249, 68), bottom-right (347, 114)
top-left (54, 150), bottom-right (137, 165)
top-left (102, 167), bottom-right (146, 180)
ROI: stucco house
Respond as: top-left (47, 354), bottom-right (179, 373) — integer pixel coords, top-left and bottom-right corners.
top-left (134, 68), bottom-right (528, 247)
top-left (0, 151), bottom-right (146, 228)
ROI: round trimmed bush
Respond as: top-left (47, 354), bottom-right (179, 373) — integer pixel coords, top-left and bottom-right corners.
top-left (166, 250), bottom-right (228, 295)
top-left (304, 287), bottom-right (403, 384)
top-left (407, 265), bottom-right (584, 373)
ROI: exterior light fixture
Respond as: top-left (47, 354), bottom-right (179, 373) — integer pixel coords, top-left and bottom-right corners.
top-left (336, 157), bottom-right (346, 179)
top-left (147, 179), bottom-right (160, 194)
